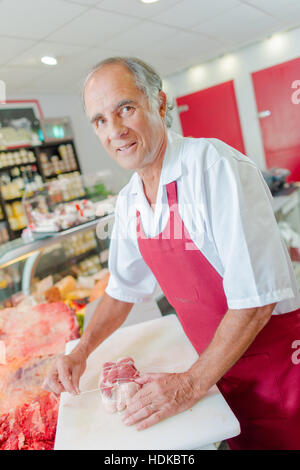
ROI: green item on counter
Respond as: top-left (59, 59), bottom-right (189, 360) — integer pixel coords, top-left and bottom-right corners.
top-left (76, 311), bottom-right (85, 336)
top-left (86, 183), bottom-right (111, 198)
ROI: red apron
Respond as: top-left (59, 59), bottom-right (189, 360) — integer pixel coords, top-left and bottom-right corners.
top-left (136, 180), bottom-right (300, 450)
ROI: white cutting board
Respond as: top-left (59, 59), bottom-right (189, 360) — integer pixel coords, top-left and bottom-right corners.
top-left (54, 314), bottom-right (240, 450)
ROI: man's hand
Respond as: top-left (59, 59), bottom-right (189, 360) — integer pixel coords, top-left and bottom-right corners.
top-left (42, 294), bottom-right (133, 396)
top-left (42, 351), bottom-right (87, 396)
top-left (121, 372), bottom-right (202, 431)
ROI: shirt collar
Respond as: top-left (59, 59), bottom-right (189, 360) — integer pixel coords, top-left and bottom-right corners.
top-left (129, 130), bottom-right (183, 196)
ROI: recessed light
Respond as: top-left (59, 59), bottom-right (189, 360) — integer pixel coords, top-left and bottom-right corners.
top-left (41, 56), bottom-right (57, 66)
top-left (140, 0), bottom-right (160, 4)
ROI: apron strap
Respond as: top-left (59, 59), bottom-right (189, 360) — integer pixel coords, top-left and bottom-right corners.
top-left (166, 181), bottom-right (178, 208)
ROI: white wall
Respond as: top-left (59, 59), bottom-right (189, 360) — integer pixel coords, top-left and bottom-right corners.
top-left (164, 25), bottom-right (300, 170)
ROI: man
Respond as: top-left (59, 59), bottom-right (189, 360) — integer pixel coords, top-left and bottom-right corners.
top-left (44, 57), bottom-right (300, 450)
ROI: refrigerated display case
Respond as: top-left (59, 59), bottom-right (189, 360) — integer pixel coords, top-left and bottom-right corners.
top-left (0, 138), bottom-right (83, 240)
top-left (0, 212), bottom-right (114, 302)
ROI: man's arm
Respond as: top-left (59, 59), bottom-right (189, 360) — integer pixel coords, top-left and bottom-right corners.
top-left (72, 292), bottom-right (134, 360)
top-left (43, 293), bottom-right (133, 395)
top-left (186, 303), bottom-right (276, 397)
top-left (122, 303), bottom-right (275, 430)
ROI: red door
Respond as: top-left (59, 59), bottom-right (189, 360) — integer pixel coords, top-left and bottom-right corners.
top-left (176, 80), bottom-right (245, 154)
top-left (252, 57), bottom-right (300, 182)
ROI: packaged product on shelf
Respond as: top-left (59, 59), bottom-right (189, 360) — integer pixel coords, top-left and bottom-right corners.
top-left (33, 275), bottom-right (53, 302)
top-left (12, 201), bottom-right (27, 229)
top-left (44, 286), bottom-right (62, 303)
top-left (77, 275), bottom-right (95, 289)
top-left (94, 195), bottom-right (117, 217)
top-left (0, 225), bottom-right (9, 244)
top-left (54, 275), bottom-right (77, 299)
top-left (66, 288), bottom-right (91, 301)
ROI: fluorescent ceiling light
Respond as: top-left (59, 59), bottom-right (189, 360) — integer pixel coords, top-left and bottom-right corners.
top-left (265, 33), bottom-right (287, 53)
top-left (41, 56), bottom-right (57, 66)
top-left (140, 0), bottom-right (160, 4)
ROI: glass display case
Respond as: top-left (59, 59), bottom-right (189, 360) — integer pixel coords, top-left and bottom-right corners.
top-left (0, 168), bottom-right (117, 324)
top-left (0, 209), bottom-right (114, 450)
top-left (0, 213), bottom-right (114, 334)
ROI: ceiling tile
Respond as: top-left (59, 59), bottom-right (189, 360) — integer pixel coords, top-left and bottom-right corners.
top-left (193, 3), bottom-right (284, 43)
top-left (154, 31), bottom-right (225, 60)
top-left (242, 0), bottom-right (300, 21)
top-left (9, 46), bottom-right (131, 94)
top-left (7, 42), bottom-right (90, 69)
top-left (0, 37), bottom-right (36, 67)
top-left (102, 21), bottom-right (179, 54)
top-left (0, 0), bottom-right (87, 40)
top-left (60, 0), bottom-right (104, 5)
top-left (45, 8), bottom-right (140, 46)
top-left (95, 0), bottom-right (182, 19)
top-left (151, 0), bottom-right (240, 29)
top-left (1, 0), bottom-right (300, 96)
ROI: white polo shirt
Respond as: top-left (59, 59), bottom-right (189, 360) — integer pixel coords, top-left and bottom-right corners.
top-left (105, 130), bottom-right (300, 314)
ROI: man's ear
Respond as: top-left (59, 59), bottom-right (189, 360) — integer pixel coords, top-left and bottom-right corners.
top-left (158, 91), bottom-right (167, 118)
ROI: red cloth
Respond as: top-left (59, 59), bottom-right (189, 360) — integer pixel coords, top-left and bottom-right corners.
top-left (137, 180), bottom-right (300, 450)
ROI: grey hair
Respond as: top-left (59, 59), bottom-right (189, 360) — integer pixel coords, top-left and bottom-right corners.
top-left (82, 56), bottom-right (174, 128)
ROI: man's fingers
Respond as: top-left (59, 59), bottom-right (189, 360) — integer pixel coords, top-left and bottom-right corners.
top-left (123, 404), bottom-right (154, 425)
top-left (42, 375), bottom-right (64, 395)
top-left (57, 360), bottom-right (76, 395)
top-left (135, 373), bottom-right (164, 385)
top-left (71, 367), bottom-right (82, 394)
top-left (136, 410), bottom-right (165, 431)
top-left (123, 391), bottom-right (152, 420)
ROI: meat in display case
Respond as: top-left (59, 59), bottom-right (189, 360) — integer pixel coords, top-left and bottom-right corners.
top-left (0, 191), bottom-right (114, 449)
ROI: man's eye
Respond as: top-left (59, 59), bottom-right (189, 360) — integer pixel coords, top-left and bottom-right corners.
top-left (121, 106), bottom-right (133, 115)
top-left (95, 118), bottom-right (105, 127)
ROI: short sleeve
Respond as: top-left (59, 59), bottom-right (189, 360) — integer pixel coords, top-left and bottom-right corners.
top-left (105, 195), bottom-right (157, 303)
top-left (205, 149), bottom-right (296, 309)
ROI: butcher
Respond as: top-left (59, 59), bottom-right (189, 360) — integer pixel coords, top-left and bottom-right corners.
top-left (43, 57), bottom-right (300, 450)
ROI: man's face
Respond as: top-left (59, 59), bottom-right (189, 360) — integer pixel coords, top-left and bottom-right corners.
top-left (84, 63), bottom-right (166, 171)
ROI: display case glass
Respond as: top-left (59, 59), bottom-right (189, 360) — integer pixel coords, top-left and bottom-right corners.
top-left (0, 166), bottom-right (116, 317)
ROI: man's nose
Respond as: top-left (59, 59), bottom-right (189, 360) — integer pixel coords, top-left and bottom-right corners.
top-left (108, 117), bottom-right (128, 140)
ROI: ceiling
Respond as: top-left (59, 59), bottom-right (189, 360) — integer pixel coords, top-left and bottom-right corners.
top-left (0, 0), bottom-right (300, 95)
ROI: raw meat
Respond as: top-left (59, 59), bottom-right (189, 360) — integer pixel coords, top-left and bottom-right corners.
top-left (0, 301), bottom-right (79, 361)
top-left (0, 391), bottom-right (58, 450)
top-left (0, 355), bottom-right (60, 450)
top-left (99, 357), bottom-right (141, 413)
top-left (0, 355), bottom-right (57, 415)
top-left (0, 340), bottom-right (6, 365)
top-left (0, 300), bottom-right (80, 450)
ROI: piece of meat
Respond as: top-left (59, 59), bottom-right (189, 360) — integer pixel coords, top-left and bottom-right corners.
top-left (0, 392), bottom-right (58, 450)
top-left (99, 357), bottom-right (142, 413)
top-left (0, 301), bottom-right (80, 361)
top-left (0, 299), bottom-right (80, 450)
